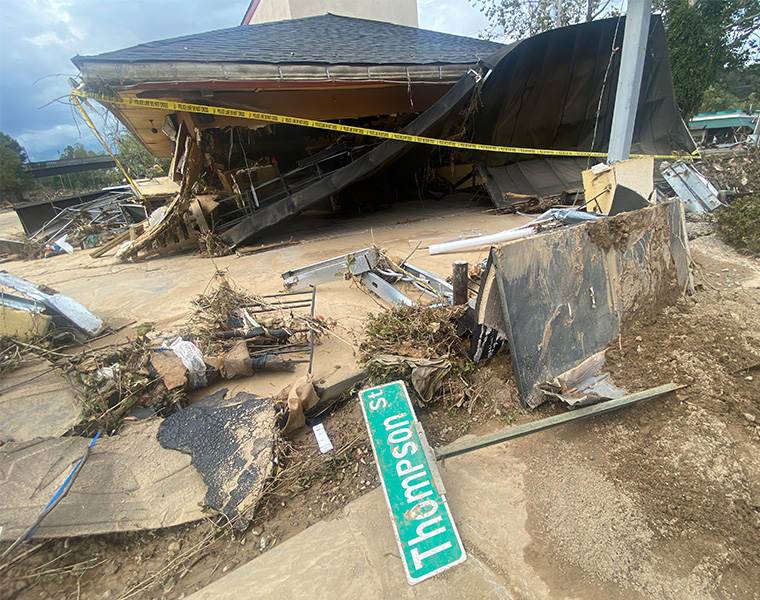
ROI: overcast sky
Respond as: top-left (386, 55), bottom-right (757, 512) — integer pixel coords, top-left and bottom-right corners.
top-left (0, 0), bottom-right (490, 161)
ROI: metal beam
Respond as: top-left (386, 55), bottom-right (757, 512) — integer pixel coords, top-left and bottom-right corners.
top-left (281, 248), bottom-right (379, 290)
top-left (607, 0), bottom-right (653, 163)
top-left (435, 383), bottom-right (683, 460)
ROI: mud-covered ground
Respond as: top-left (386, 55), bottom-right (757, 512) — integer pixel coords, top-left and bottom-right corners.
top-left (1, 210), bottom-right (759, 600)
top-left (521, 231), bottom-right (760, 599)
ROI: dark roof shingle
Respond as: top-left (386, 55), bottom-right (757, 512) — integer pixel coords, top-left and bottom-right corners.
top-left (72, 14), bottom-right (503, 66)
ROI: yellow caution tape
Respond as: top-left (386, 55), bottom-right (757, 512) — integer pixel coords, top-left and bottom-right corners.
top-left (71, 94), bottom-right (145, 201)
top-left (71, 89), bottom-right (694, 161)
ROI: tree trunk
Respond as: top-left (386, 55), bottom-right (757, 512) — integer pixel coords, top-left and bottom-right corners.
top-left (555, 0), bottom-right (565, 27)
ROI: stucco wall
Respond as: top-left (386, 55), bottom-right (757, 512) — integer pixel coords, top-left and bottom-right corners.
top-left (246, 0), bottom-right (418, 27)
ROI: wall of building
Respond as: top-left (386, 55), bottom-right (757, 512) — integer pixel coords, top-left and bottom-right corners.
top-left (243, 0), bottom-right (291, 25)
top-left (245, 0), bottom-right (418, 27)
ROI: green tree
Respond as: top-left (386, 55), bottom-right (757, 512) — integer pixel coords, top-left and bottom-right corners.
top-left (112, 133), bottom-right (171, 180)
top-left (473, 0), bottom-right (759, 119)
top-left (703, 62), bottom-right (760, 112)
top-left (662, 0), bottom-right (759, 118)
top-left (0, 132), bottom-right (33, 203)
top-left (698, 83), bottom-right (742, 113)
top-left (471, 0), bottom-right (618, 40)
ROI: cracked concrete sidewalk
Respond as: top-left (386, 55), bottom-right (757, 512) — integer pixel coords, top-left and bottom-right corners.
top-left (187, 440), bottom-right (544, 600)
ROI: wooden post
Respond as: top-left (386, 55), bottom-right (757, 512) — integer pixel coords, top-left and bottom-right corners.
top-left (452, 260), bottom-right (468, 305)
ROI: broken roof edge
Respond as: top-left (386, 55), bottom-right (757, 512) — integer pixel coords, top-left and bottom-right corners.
top-left (73, 62), bottom-right (476, 88)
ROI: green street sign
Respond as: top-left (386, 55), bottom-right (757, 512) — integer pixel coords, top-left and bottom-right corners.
top-left (359, 380), bottom-right (467, 585)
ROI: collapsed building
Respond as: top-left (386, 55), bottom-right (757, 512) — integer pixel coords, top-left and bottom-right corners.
top-left (5, 12), bottom-right (739, 585)
top-left (70, 14), bottom-right (695, 248)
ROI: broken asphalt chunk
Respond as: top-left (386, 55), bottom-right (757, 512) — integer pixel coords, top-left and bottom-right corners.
top-left (157, 388), bottom-right (275, 529)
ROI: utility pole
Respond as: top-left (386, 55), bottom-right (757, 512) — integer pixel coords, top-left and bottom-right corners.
top-left (607, 0), bottom-right (653, 163)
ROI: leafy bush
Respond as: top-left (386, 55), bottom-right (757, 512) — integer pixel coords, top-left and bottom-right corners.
top-left (716, 193), bottom-right (760, 256)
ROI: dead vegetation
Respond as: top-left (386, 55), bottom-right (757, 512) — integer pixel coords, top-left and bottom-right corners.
top-left (359, 304), bottom-right (489, 409)
top-left (187, 271), bottom-right (259, 354)
top-left (198, 232), bottom-right (234, 258)
top-left (697, 150), bottom-right (760, 194)
top-left (186, 270), bottom-right (322, 357)
top-left (64, 271), bottom-right (327, 437)
top-left (0, 330), bottom-right (76, 374)
top-left (15, 236), bottom-right (45, 260)
top-left (71, 333), bottom-right (189, 436)
top-left (360, 304), bottom-right (464, 359)
top-left (0, 324), bottom-right (191, 437)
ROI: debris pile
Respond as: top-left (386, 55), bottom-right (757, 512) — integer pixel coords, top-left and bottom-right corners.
top-left (30, 191), bottom-right (146, 248)
top-left (187, 271), bottom-right (317, 373)
top-left (0, 335), bottom-right (57, 374)
top-left (6, 190), bottom-right (149, 259)
top-left (283, 246), bottom-right (455, 307)
top-left (73, 331), bottom-right (189, 436)
top-left (360, 304), bottom-right (475, 407)
top-left (64, 273), bottom-right (324, 437)
top-left (0, 270), bottom-right (334, 545)
top-left (697, 150), bottom-right (760, 195)
top-left (2, 178), bottom-right (233, 262)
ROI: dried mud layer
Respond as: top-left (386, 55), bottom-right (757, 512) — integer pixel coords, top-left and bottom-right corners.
top-left (2, 231), bottom-right (759, 600)
top-left (523, 233), bottom-right (760, 600)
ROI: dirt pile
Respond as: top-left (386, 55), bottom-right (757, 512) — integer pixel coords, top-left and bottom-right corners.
top-left (697, 150), bottom-right (760, 195)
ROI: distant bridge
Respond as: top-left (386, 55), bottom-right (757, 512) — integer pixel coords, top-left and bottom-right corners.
top-left (23, 155), bottom-right (117, 177)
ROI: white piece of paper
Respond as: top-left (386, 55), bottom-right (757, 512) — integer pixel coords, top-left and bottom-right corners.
top-left (312, 423), bottom-right (333, 453)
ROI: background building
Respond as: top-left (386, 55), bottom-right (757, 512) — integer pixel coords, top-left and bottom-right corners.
top-left (241, 0), bottom-right (418, 27)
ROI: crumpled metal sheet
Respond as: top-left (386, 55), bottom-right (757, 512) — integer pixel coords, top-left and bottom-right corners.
top-left (474, 201), bottom-right (692, 408)
top-left (536, 350), bottom-right (627, 407)
top-left (0, 270), bottom-right (104, 336)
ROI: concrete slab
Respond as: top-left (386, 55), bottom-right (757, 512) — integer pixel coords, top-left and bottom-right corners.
top-left (0, 419), bottom-right (207, 541)
top-left (186, 486), bottom-right (515, 600)
top-left (187, 440), bottom-right (553, 600)
top-left (0, 359), bottom-right (80, 443)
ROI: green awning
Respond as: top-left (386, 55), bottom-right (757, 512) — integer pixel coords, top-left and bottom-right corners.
top-left (689, 115), bottom-right (756, 130)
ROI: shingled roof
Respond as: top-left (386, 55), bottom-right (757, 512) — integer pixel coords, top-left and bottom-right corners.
top-left (72, 14), bottom-right (503, 67)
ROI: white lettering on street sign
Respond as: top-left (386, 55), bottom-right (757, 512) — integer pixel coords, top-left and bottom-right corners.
top-left (359, 380), bottom-right (466, 585)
